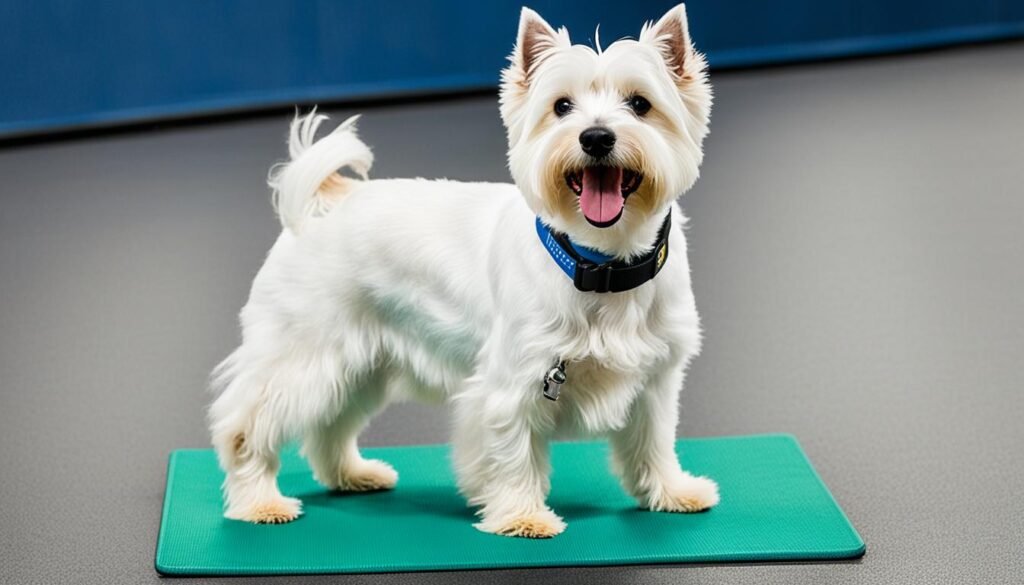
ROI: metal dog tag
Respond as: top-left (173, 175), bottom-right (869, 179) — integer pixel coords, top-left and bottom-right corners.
top-left (542, 360), bottom-right (567, 401)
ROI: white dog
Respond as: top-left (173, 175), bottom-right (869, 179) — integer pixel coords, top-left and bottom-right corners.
top-left (209, 4), bottom-right (717, 538)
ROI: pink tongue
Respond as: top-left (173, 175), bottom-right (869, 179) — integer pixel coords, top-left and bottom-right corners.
top-left (579, 167), bottom-right (624, 224)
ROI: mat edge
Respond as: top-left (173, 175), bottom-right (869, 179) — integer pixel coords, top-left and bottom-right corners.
top-left (155, 450), bottom-right (183, 576)
top-left (778, 435), bottom-right (867, 558)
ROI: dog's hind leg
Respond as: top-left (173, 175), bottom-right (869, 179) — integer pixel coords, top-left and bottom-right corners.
top-left (210, 391), bottom-right (304, 524)
top-left (303, 367), bottom-right (398, 492)
top-left (210, 348), bottom-right (352, 524)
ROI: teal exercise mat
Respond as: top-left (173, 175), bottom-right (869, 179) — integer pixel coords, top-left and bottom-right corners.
top-left (156, 434), bottom-right (864, 575)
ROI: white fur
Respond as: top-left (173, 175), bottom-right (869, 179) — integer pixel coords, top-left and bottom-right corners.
top-left (209, 4), bottom-right (718, 537)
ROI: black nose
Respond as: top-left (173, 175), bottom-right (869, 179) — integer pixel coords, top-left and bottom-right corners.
top-left (579, 127), bottom-right (616, 159)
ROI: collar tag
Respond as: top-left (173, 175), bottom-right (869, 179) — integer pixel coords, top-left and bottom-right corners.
top-left (542, 360), bottom-right (566, 401)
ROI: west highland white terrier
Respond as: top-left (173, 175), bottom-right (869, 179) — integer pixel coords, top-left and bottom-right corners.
top-left (209, 4), bottom-right (717, 538)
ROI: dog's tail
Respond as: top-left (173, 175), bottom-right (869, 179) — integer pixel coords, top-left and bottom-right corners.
top-left (268, 108), bottom-right (374, 233)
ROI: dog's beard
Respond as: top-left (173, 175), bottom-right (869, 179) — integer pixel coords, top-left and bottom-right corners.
top-left (533, 131), bottom-right (662, 230)
top-left (521, 124), bottom-right (696, 239)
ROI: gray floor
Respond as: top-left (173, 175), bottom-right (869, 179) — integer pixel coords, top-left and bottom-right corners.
top-left (2, 41), bottom-right (1023, 584)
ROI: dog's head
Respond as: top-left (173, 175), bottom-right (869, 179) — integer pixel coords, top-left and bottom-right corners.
top-left (500, 5), bottom-right (711, 256)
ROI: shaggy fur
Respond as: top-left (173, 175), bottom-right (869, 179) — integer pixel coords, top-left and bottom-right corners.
top-left (209, 4), bottom-right (718, 538)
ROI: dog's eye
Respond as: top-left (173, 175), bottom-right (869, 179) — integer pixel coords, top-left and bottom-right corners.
top-left (628, 95), bottom-right (652, 116)
top-left (553, 97), bottom-right (573, 117)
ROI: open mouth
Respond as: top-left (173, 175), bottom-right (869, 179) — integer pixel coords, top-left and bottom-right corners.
top-left (565, 166), bottom-right (643, 228)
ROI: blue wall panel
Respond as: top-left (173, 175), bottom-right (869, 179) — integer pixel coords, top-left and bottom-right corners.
top-left (2, 1), bottom-right (1022, 137)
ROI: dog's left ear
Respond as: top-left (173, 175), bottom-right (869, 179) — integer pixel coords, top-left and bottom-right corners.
top-left (639, 4), bottom-right (702, 84)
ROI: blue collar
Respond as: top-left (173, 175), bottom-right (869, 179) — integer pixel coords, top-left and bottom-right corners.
top-left (534, 213), bottom-right (672, 293)
top-left (535, 217), bottom-right (614, 278)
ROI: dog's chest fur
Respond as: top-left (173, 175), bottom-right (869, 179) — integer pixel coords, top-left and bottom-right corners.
top-left (535, 288), bottom-right (682, 436)
top-left (551, 357), bottom-right (643, 436)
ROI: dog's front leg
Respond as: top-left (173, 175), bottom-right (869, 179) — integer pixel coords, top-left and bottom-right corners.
top-left (609, 364), bottom-right (720, 513)
top-left (452, 381), bottom-right (565, 538)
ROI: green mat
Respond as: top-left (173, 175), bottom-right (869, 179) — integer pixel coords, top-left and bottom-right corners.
top-left (156, 434), bottom-right (863, 575)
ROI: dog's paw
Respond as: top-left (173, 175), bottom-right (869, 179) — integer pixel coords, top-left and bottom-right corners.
top-left (336, 458), bottom-right (399, 492)
top-left (476, 508), bottom-right (567, 539)
top-left (226, 496), bottom-right (303, 524)
top-left (650, 475), bottom-right (720, 513)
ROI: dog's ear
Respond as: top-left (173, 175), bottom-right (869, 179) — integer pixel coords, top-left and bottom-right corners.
top-left (507, 7), bottom-right (569, 87)
top-left (639, 4), bottom-right (702, 84)
top-left (500, 8), bottom-right (570, 129)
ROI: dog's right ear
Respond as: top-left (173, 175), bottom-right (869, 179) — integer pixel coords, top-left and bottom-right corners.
top-left (503, 8), bottom-right (569, 91)
top-left (500, 8), bottom-right (569, 129)
top-left (509, 8), bottom-right (568, 85)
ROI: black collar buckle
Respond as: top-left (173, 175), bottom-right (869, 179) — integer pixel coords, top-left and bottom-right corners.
top-left (556, 212), bottom-right (673, 294)
top-left (574, 262), bottom-right (612, 293)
